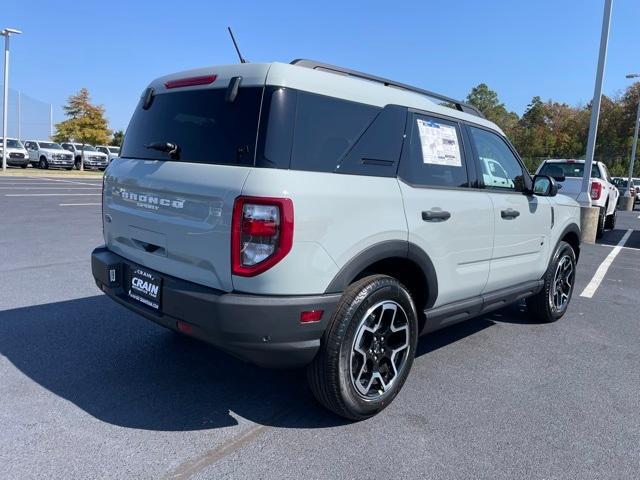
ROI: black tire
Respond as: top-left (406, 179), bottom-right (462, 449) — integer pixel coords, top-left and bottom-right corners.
top-left (605, 208), bottom-right (617, 230)
top-left (596, 206), bottom-right (606, 239)
top-left (20, 163), bottom-right (28, 169)
top-left (38, 157), bottom-right (49, 169)
top-left (307, 275), bottom-right (418, 420)
top-left (74, 158), bottom-right (82, 170)
top-left (526, 241), bottom-right (577, 323)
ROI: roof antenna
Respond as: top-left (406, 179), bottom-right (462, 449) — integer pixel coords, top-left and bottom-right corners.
top-left (227, 27), bottom-right (247, 64)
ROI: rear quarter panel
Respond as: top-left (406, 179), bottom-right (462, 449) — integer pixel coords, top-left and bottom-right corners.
top-left (235, 169), bottom-right (407, 295)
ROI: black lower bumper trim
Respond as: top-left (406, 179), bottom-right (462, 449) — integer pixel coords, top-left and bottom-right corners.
top-left (91, 246), bottom-right (340, 368)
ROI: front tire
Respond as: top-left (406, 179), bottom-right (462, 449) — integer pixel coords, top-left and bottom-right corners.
top-left (307, 275), bottom-right (418, 420)
top-left (526, 241), bottom-right (576, 322)
top-left (38, 157), bottom-right (49, 169)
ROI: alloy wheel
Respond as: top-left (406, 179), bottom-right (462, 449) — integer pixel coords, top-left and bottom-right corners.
top-left (350, 300), bottom-right (410, 398)
top-left (549, 255), bottom-right (574, 312)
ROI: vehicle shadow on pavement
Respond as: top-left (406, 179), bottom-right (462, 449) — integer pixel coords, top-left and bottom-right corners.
top-left (0, 295), bottom-right (538, 431)
top-left (0, 295), bottom-right (347, 431)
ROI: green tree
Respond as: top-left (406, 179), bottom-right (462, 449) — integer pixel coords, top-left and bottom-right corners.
top-left (54, 88), bottom-right (111, 171)
top-left (465, 83), bottom-right (519, 138)
top-left (111, 130), bottom-right (124, 147)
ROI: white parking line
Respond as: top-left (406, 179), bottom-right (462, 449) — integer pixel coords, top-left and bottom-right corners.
top-left (5, 193), bottom-right (101, 197)
top-left (59, 203), bottom-right (101, 206)
top-left (580, 229), bottom-right (633, 298)
top-left (36, 177), bottom-right (103, 187)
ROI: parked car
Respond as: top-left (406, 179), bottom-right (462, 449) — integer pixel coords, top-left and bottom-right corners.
top-left (61, 143), bottom-right (109, 170)
top-left (91, 59), bottom-right (581, 420)
top-left (634, 178), bottom-right (640, 202)
top-left (24, 140), bottom-right (74, 169)
top-left (95, 145), bottom-right (121, 163)
top-left (537, 159), bottom-right (619, 238)
top-left (612, 177), bottom-right (638, 204)
top-left (0, 137), bottom-right (30, 168)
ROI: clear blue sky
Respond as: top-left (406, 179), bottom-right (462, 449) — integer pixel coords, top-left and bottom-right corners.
top-left (2, 0), bottom-right (640, 138)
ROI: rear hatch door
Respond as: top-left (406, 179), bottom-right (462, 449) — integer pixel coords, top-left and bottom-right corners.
top-left (104, 70), bottom-right (267, 292)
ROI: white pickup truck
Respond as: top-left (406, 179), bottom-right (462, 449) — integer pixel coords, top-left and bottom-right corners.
top-left (536, 159), bottom-right (619, 238)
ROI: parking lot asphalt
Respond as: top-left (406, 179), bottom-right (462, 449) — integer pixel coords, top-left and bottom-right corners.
top-left (1, 175), bottom-right (639, 480)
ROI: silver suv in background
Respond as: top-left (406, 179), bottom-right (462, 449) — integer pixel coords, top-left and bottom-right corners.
top-left (24, 140), bottom-right (74, 169)
top-left (61, 143), bottom-right (109, 170)
top-left (92, 60), bottom-right (581, 420)
top-left (96, 145), bottom-right (120, 163)
top-left (0, 137), bottom-right (30, 168)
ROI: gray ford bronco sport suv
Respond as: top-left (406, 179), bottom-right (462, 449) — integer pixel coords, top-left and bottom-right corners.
top-left (92, 59), bottom-right (581, 420)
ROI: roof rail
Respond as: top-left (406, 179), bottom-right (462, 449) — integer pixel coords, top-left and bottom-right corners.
top-left (290, 59), bottom-right (485, 119)
top-left (291, 58), bottom-right (486, 118)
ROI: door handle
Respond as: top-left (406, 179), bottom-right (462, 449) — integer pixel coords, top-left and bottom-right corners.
top-left (501, 208), bottom-right (520, 219)
top-left (422, 210), bottom-right (451, 222)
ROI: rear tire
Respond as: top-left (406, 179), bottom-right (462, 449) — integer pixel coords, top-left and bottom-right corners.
top-left (526, 241), bottom-right (576, 323)
top-left (596, 206), bottom-right (606, 239)
top-left (605, 208), bottom-right (617, 230)
top-left (307, 275), bottom-right (418, 420)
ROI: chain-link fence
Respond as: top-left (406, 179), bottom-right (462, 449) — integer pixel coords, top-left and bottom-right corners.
top-left (0, 86), bottom-right (52, 141)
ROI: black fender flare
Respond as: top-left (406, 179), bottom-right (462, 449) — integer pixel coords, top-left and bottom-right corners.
top-left (556, 223), bottom-right (581, 260)
top-left (324, 240), bottom-right (438, 309)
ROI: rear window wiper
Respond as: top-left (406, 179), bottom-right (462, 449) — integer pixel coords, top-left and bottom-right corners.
top-left (145, 142), bottom-right (180, 160)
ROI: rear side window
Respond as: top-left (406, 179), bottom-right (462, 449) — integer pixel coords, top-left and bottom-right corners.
top-left (399, 114), bottom-right (469, 188)
top-left (121, 87), bottom-right (262, 165)
top-left (290, 92), bottom-right (379, 172)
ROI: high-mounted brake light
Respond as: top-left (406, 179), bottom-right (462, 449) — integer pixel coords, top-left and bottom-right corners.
top-left (231, 196), bottom-right (294, 277)
top-left (164, 74), bottom-right (217, 89)
top-left (590, 182), bottom-right (602, 200)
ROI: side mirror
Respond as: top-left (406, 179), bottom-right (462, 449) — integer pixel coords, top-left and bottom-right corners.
top-left (533, 175), bottom-right (558, 197)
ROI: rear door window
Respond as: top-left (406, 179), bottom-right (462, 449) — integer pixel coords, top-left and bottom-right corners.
top-left (121, 87), bottom-right (263, 165)
top-left (399, 114), bottom-right (469, 188)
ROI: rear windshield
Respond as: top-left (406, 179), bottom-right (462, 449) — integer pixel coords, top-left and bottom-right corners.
top-left (121, 87), bottom-right (262, 165)
top-left (539, 162), bottom-right (601, 179)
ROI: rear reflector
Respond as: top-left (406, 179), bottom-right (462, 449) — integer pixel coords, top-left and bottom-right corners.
top-left (165, 74), bottom-right (217, 89)
top-left (300, 310), bottom-right (323, 323)
top-left (176, 321), bottom-right (193, 335)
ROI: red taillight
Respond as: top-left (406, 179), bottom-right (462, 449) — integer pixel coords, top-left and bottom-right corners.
top-left (300, 310), bottom-right (323, 323)
top-left (590, 182), bottom-right (602, 200)
top-left (231, 196), bottom-right (294, 277)
top-left (164, 74), bottom-right (217, 89)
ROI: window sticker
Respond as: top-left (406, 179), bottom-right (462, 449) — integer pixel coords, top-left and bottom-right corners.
top-left (416, 119), bottom-right (462, 167)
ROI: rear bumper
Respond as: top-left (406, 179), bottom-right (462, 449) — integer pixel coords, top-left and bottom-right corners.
top-left (91, 246), bottom-right (340, 368)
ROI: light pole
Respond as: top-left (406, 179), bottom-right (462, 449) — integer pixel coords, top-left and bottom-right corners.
top-left (623, 73), bottom-right (640, 210)
top-left (578, 0), bottom-right (613, 243)
top-left (1, 28), bottom-right (22, 174)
